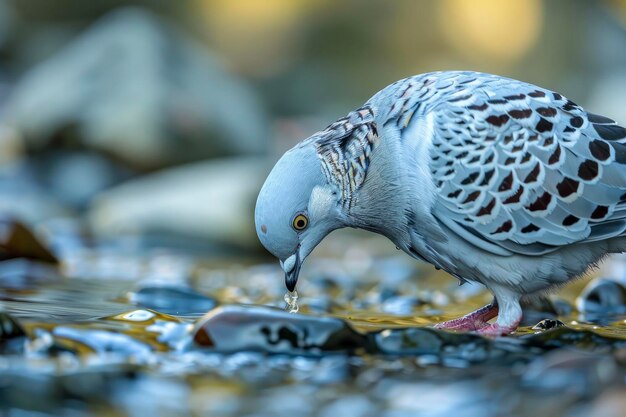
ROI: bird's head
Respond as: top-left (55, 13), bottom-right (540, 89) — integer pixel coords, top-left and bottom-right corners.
top-left (255, 142), bottom-right (343, 292)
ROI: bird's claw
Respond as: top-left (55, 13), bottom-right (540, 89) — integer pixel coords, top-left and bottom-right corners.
top-left (475, 323), bottom-right (517, 337)
top-left (434, 303), bottom-right (499, 331)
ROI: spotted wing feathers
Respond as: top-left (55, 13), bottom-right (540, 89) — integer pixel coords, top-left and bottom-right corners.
top-left (419, 73), bottom-right (626, 255)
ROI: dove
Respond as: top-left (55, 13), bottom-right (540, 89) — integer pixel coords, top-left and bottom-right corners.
top-left (254, 71), bottom-right (626, 336)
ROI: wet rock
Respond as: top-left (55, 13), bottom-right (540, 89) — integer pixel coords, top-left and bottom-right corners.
top-left (193, 305), bottom-right (368, 355)
top-left (5, 8), bottom-right (267, 169)
top-left (522, 350), bottom-right (617, 396)
top-left (0, 217), bottom-right (57, 264)
top-left (52, 327), bottom-right (153, 358)
top-left (89, 157), bottom-right (266, 249)
top-left (531, 319), bottom-right (565, 331)
top-left (576, 278), bottom-right (626, 316)
top-left (372, 327), bottom-right (516, 363)
top-left (523, 327), bottom-right (626, 350)
top-left (0, 311), bottom-right (26, 354)
top-left (130, 284), bottom-right (216, 316)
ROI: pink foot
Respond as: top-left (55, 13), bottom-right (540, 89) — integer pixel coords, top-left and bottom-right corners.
top-left (434, 303), bottom-right (498, 331)
top-left (476, 322), bottom-right (519, 337)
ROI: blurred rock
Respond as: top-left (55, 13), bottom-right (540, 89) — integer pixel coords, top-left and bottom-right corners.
top-left (89, 157), bottom-right (266, 249)
top-left (522, 350), bottom-right (617, 396)
top-left (585, 388), bottom-right (626, 417)
top-left (576, 278), bottom-right (626, 316)
top-left (383, 380), bottom-right (492, 417)
top-left (0, 364), bottom-right (140, 413)
top-left (372, 327), bottom-right (512, 363)
top-left (319, 395), bottom-right (377, 417)
top-left (0, 0), bottom-right (14, 49)
top-left (380, 295), bottom-right (422, 315)
top-left (193, 305), bottom-right (368, 355)
top-left (4, 7), bottom-right (268, 169)
top-left (53, 327), bottom-right (153, 358)
top-left (27, 151), bottom-right (135, 210)
top-left (0, 162), bottom-right (72, 223)
top-left (0, 258), bottom-right (60, 290)
top-left (0, 217), bottom-right (57, 264)
top-left (129, 284), bottom-right (216, 316)
top-left (0, 125), bottom-right (23, 166)
top-left (521, 296), bottom-right (573, 326)
top-left (0, 311), bottom-right (26, 354)
top-left (523, 327), bottom-right (626, 350)
top-left (531, 319), bottom-right (565, 331)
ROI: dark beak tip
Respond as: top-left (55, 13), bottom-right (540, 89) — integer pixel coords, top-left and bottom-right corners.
top-left (285, 272), bottom-right (297, 292)
top-left (284, 251), bottom-right (301, 292)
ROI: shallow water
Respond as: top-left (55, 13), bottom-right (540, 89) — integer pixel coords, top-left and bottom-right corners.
top-left (2, 233), bottom-right (626, 417)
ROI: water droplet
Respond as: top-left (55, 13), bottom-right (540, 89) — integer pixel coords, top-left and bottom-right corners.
top-left (284, 290), bottom-right (299, 313)
top-left (120, 310), bottom-right (155, 322)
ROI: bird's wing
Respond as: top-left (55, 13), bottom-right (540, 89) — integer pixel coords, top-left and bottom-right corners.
top-left (413, 74), bottom-right (626, 256)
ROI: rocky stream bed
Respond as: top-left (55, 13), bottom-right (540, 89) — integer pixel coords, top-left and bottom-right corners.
top-left (1, 217), bottom-right (626, 417)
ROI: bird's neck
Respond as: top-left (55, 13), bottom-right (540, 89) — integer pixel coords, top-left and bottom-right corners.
top-left (342, 127), bottom-right (412, 244)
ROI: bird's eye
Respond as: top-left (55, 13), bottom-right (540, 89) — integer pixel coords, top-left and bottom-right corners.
top-left (292, 214), bottom-right (309, 231)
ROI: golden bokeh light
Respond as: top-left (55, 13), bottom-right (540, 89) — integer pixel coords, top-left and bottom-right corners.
top-left (193, 0), bottom-right (319, 76)
top-left (438, 0), bottom-right (543, 65)
top-left (611, 0), bottom-right (626, 25)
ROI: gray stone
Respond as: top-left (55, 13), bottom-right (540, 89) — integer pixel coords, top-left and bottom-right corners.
top-left (576, 278), bottom-right (626, 316)
top-left (130, 284), bottom-right (216, 316)
top-left (193, 305), bottom-right (367, 355)
top-left (4, 8), bottom-right (268, 169)
top-left (88, 157), bottom-right (267, 249)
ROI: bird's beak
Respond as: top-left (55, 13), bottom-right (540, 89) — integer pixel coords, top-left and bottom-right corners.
top-left (282, 251), bottom-right (301, 292)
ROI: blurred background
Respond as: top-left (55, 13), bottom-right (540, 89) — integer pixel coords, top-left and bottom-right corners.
top-left (0, 0), bottom-right (625, 259)
top-left (2, 1), bottom-right (626, 417)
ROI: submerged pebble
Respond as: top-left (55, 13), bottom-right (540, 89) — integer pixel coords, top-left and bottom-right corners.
top-left (372, 327), bottom-right (505, 363)
top-left (130, 284), bottom-right (216, 316)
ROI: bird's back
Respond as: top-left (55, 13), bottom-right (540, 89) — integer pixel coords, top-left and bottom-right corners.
top-left (370, 71), bottom-right (626, 257)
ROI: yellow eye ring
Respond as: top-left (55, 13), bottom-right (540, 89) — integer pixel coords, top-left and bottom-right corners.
top-left (292, 214), bottom-right (309, 231)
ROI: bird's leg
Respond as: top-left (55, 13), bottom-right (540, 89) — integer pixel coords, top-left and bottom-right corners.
top-left (434, 300), bottom-right (498, 331)
top-left (477, 288), bottom-right (522, 337)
